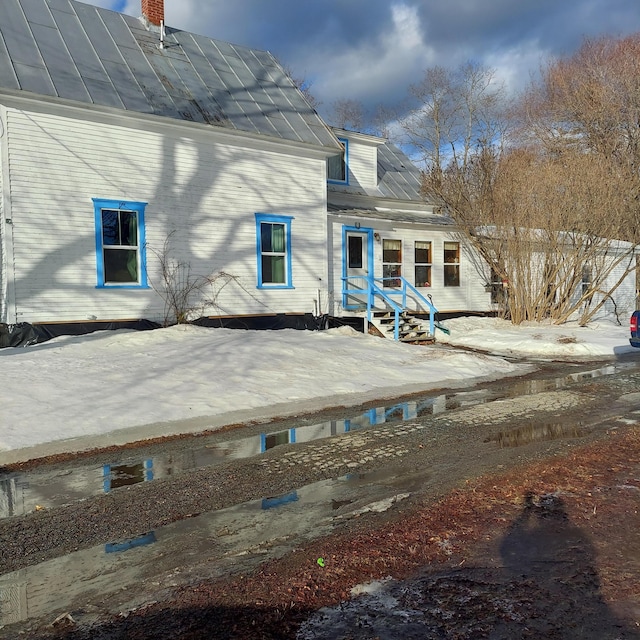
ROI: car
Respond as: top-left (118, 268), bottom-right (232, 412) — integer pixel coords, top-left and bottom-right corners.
top-left (630, 310), bottom-right (640, 348)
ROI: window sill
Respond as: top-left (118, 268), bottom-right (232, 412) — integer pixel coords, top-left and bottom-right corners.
top-left (256, 285), bottom-right (295, 290)
top-left (96, 284), bottom-right (151, 290)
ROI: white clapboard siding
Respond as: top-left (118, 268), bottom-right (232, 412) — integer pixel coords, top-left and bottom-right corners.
top-left (345, 137), bottom-right (379, 190)
top-left (0, 129), bottom-right (5, 323)
top-left (4, 106), bottom-right (329, 324)
top-left (590, 250), bottom-right (637, 323)
top-left (328, 216), bottom-right (494, 316)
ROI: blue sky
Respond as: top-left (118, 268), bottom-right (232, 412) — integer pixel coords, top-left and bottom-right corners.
top-left (84, 0), bottom-right (640, 122)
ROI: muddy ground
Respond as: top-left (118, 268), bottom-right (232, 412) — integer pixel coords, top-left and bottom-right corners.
top-left (4, 364), bottom-right (640, 639)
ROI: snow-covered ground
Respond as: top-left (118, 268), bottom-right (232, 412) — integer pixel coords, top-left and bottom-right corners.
top-left (0, 317), bottom-right (636, 459)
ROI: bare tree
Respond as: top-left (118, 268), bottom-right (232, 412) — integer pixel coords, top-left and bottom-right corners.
top-left (402, 62), bottom-right (508, 176)
top-left (412, 48), bottom-right (640, 325)
top-left (277, 59), bottom-right (322, 111)
top-left (328, 98), bottom-right (366, 131)
top-left (466, 147), bottom-right (637, 324)
top-left (519, 34), bottom-right (640, 243)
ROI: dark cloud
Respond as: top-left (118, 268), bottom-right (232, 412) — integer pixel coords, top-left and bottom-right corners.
top-left (96, 1), bottom-right (640, 123)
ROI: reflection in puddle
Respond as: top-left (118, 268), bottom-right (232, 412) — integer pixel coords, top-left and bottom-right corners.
top-left (0, 473), bottom-right (406, 629)
top-left (105, 531), bottom-right (156, 554)
top-left (0, 397), bottom-right (465, 518)
top-left (0, 361), bottom-right (633, 518)
top-left (261, 491), bottom-right (299, 510)
top-left (485, 423), bottom-right (588, 448)
top-left (103, 460), bottom-right (153, 492)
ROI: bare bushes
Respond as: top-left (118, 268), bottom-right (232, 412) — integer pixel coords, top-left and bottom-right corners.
top-left (149, 232), bottom-right (238, 326)
top-left (411, 38), bottom-right (640, 324)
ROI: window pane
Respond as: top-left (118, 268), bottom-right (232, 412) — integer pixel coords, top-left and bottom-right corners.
top-left (582, 265), bottom-right (592, 295)
top-left (104, 248), bottom-right (138, 283)
top-left (383, 239), bottom-right (401, 263)
top-left (102, 210), bottom-right (119, 245)
top-left (261, 223), bottom-right (285, 253)
top-left (120, 211), bottom-right (138, 246)
top-left (265, 430), bottom-right (290, 450)
top-left (348, 236), bottom-right (363, 268)
top-left (271, 224), bottom-right (285, 253)
top-left (444, 242), bottom-right (459, 263)
top-left (383, 263), bottom-right (401, 287)
top-left (327, 153), bottom-right (346, 181)
top-left (102, 210), bottom-right (138, 246)
top-left (415, 241), bottom-right (431, 264)
top-left (262, 255), bottom-right (285, 284)
top-left (415, 265), bottom-right (431, 287)
top-left (444, 264), bottom-right (460, 287)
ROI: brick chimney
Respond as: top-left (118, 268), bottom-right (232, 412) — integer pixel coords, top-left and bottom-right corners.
top-left (142, 0), bottom-right (164, 26)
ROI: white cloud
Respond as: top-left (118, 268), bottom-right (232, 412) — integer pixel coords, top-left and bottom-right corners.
top-left (484, 41), bottom-right (551, 95)
top-left (308, 3), bottom-right (436, 107)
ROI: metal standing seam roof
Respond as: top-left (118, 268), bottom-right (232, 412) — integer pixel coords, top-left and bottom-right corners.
top-left (377, 141), bottom-right (425, 201)
top-left (0, 0), bottom-right (341, 150)
top-left (327, 203), bottom-right (454, 227)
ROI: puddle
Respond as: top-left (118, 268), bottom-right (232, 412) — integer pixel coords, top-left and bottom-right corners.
top-left (0, 472), bottom-right (411, 629)
top-left (0, 361), bottom-right (635, 519)
top-left (1, 360), bottom-right (637, 629)
top-left (484, 423), bottom-right (589, 448)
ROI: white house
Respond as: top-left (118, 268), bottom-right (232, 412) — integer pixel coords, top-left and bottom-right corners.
top-left (0, 0), bottom-right (634, 346)
top-left (325, 129), bottom-right (494, 340)
top-left (0, 0), bottom-right (342, 340)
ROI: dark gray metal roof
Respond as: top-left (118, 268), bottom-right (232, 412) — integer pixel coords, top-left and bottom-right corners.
top-left (377, 141), bottom-right (425, 200)
top-left (0, 0), bottom-right (340, 149)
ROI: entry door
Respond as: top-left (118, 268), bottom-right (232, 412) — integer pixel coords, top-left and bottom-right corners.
top-left (343, 228), bottom-right (372, 309)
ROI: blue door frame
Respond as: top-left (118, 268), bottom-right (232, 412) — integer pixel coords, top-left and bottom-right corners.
top-left (342, 225), bottom-right (374, 310)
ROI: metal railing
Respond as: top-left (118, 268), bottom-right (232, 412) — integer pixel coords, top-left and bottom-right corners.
top-left (342, 276), bottom-right (438, 340)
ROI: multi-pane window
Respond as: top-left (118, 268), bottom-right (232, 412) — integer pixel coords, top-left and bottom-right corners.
top-left (93, 199), bottom-right (148, 287)
top-left (327, 137), bottom-right (348, 183)
top-left (382, 239), bottom-right (402, 287)
top-left (255, 213), bottom-right (293, 288)
top-left (444, 241), bottom-right (460, 287)
top-left (414, 241), bottom-right (431, 287)
top-left (581, 265), bottom-right (592, 296)
top-left (489, 267), bottom-right (506, 304)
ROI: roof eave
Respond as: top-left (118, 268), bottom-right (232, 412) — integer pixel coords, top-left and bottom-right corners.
top-left (0, 88), bottom-right (342, 159)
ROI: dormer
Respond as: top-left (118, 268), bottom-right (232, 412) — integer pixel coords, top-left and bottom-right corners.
top-left (327, 129), bottom-right (386, 192)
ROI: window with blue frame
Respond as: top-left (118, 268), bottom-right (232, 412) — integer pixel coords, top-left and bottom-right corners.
top-left (93, 199), bottom-right (148, 288)
top-left (255, 213), bottom-right (294, 288)
top-left (327, 137), bottom-right (348, 184)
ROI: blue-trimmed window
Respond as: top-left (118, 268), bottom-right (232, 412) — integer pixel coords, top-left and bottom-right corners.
top-left (93, 198), bottom-right (148, 288)
top-left (255, 213), bottom-right (294, 289)
top-left (327, 137), bottom-right (349, 184)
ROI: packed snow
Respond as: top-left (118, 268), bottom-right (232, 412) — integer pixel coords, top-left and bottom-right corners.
top-left (0, 317), bottom-right (636, 458)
